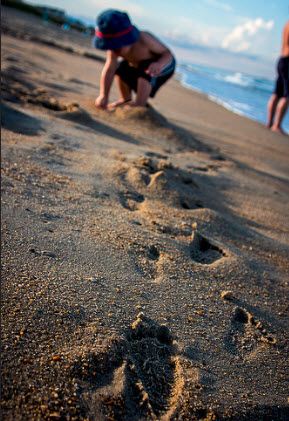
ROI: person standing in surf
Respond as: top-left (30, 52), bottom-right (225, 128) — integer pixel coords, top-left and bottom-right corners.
top-left (267, 20), bottom-right (289, 134)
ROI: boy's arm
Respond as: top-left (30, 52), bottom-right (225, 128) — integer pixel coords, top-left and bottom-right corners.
top-left (141, 32), bottom-right (174, 77)
top-left (95, 51), bottom-right (118, 108)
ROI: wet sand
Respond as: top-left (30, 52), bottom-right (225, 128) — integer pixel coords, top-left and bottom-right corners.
top-left (1, 7), bottom-right (289, 421)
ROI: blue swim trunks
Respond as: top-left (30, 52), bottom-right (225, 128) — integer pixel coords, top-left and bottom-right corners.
top-left (115, 57), bottom-right (176, 97)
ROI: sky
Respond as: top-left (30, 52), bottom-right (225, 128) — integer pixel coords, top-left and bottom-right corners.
top-left (26, 0), bottom-right (289, 78)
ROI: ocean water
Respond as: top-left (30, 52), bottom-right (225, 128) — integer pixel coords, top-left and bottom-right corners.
top-left (176, 62), bottom-right (289, 132)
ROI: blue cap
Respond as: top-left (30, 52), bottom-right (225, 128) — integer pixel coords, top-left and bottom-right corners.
top-left (94, 9), bottom-right (140, 50)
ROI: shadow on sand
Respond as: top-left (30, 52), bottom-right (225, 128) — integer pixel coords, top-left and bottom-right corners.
top-left (1, 103), bottom-right (43, 136)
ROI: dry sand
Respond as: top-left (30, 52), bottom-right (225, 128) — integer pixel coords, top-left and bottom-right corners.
top-left (1, 7), bottom-right (289, 421)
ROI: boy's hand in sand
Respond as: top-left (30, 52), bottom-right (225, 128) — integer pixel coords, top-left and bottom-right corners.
top-left (145, 62), bottom-right (162, 77)
top-left (95, 95), bottom-right (108, 109)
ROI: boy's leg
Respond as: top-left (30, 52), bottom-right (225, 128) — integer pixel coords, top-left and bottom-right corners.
top-left (134, 77), bottom-right (152, 106)
top-left (108, 75), bottom-right (132, 108)
top-left (266, 94), bottom-right (279, 128)
top-left (271, 97), bottom-right (289, 134)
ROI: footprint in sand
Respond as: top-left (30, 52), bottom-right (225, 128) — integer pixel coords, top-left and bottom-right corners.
top-left (119, 190), bottom-right (145, 211)
top-left (71, 313), bottom-right (184, 420)
top-left (145, 151), bottom-right (168, 160)
top-left (224, 306), bottom-right (276, 359)
top-left (117, 155), bottom-right (203, 212)
top-left (179, 197), bottom-right (204, 210)
top-left (128, 242), bottom-right (162, 280)
top-left (147, 245), bottom-right (160, 261)
top-left (136, 157), bottom-right (203, 211)
top-left (190, 231), bottom-right (225, 265)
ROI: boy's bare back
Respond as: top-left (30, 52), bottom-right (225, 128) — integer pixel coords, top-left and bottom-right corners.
top-left (107, 32), bottom-right (172, 79)
top-left (112, 32), bottom-right (169, 66)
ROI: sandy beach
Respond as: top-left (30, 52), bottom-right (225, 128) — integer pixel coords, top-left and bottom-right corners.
top-left (1, 7), bottom-right (289, 420)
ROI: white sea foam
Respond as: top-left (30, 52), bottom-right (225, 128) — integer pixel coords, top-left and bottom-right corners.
top-left (208, 95), bottom-right (247, 116)
top-left (216, 72), bottom-right (252, 87)
top-left (182, 81), bottom-right (203, 94)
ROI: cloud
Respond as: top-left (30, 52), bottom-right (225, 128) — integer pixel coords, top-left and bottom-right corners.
top-left (163, 17), bottom-right (227, 49)
top-left (222, 18), bottom-right (274, 52)
top-left (203, 0), bottom-right (232, 12)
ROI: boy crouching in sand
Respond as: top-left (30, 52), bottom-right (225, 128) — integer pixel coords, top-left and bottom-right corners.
top-left (93, 9), bottom-right (176, 109)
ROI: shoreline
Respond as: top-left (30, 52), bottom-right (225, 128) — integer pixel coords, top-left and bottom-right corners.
top-left (175, 66), bottom-right (289, 134)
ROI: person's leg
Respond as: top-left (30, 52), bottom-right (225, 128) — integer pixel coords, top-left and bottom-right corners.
top-left (108, 75), bottom-right (132, 108)
top-left (267, 57), bottom-right (283, 128)
top-left (271, 97), bottom-right (289, 134)
top-left (270, 57), bottom-right (289, 133)
top-left (109, 60), bottom-right (137, 108)
top-left (133, 77), bottom-right (152, 106)
top-left (266, 94), bottom-right (279, 128)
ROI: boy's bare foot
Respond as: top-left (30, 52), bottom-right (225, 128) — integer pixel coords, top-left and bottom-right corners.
top-left (124, 101), bottom-right (147, 108)
top-left (271, 126), bottom-right (288, 135)
top-left (108, 98), bottom-right (131, 109)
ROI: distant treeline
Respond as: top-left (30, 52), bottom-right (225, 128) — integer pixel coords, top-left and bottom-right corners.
top-left (2, 0), bottom-right (95, 34)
